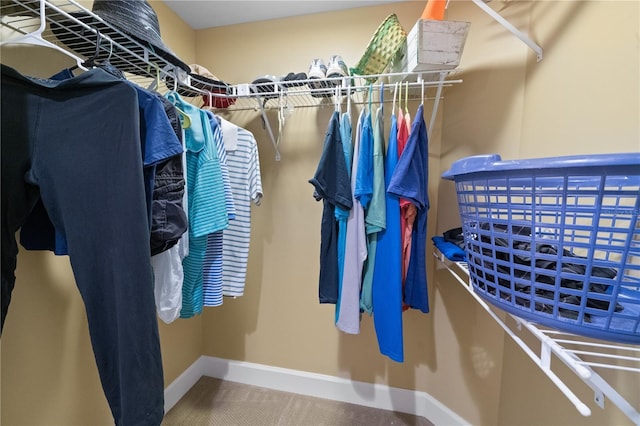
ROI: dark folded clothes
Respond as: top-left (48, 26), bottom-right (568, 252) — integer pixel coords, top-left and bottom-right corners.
top-left (443, 227), bottom-right (465, 249)
top-left (468, 222), bottom-right (622, 321)
top-left (432, 236), bottom-right (466, 261)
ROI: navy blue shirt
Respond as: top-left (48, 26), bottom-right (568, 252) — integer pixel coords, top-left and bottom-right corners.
top-left (309, 111), bottom-right (353, 304)
top-left (20, 69), bottom-right (183, 254)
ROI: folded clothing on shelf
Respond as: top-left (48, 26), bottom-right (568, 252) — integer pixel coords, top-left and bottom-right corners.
top-left (432, 236), bottom-right (466, 262)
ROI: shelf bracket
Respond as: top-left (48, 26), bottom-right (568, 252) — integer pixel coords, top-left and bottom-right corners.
top-left (256, 97), bottom-right (280, 161)
top-left (427, 71), bottom-right (447, 136)
top-left (433, 250), bottom-right (640, 424)
top-left (470, 0), bottom-right (543, 62)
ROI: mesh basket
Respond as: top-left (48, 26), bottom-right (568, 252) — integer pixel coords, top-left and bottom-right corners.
top-left (442, 153), bottom-right (640, 344)
top-left (351, 14), bottom-right (407, 83)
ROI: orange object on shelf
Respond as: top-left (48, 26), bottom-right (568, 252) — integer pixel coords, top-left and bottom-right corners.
top-left (421, 0), bottom-right (447, 20)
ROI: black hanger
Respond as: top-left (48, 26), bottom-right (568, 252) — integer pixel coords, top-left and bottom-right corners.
top-left (82, 29), bottom-right (102, 69)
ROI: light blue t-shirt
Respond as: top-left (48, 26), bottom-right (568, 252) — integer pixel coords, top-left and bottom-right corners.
top-left (165, 91), bottom-right (229, 318)
top-left (354, 111), bottom-right (373, 209)
top-left (360, 104), bottom-right (387, 314)
top-left (203, 111), bottom-right (236, 308)
top-left (335, 112), bottom-right (353, 321)
top-left (337, 109), bottom-right (367, 334)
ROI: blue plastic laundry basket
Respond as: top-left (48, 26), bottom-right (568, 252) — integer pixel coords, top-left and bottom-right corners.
top-left (442, 153), bottom-right (640, 344)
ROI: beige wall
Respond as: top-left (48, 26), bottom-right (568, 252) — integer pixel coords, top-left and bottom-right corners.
top-left (194, 2), bottom-right (506, 424)
top-left (441, 0), bottom-right (639, 425)
top-left (1, 1), bottom-right (638, 425)
top-left (197, 1), bottom-right (639, 425)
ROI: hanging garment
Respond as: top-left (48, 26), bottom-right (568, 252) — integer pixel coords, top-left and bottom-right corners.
top-left (149, 96), bottom-right (189, 256)
top-left (152, 239), bottom-right (186, 324)
top-left (1, 64), bottom-right (164, 425)
top-left (388, 104), bottom-right (430, 313)
top-left (19, 69), bottom-right (186, 256)
top-left (152, 125), bottom-right (191, 324)
top-left (360, 102), bottom-right (387, 315)
top-left (395, 107), bottom-right (411, 311)
top-left (202, 111), bottom-right (236, 307)
top-left (372, 108), bottom-right (404, 362)
top-left (219, 117), bottom-right (263, 297)
top-left (150, 97), bottom-right (189, 324)
top-left (337, 109), bottom-right (367, 334)
top-left (165, 91), bottom-right (229, 318)
top-left (355, 108), bottom-right (374, 210)
top-left (335, 111), bottom-right (353, 321)
top-left (400, 108), bottom-right (417, 289)
top-left (309, 111), bottom-right (353, 304)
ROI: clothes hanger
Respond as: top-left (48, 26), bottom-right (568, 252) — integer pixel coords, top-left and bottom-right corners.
top-left (95, 36), bottom-right (126, 79)
top-left (334, 84), bottom-right (342, 113)
top-left (145, 64), bottom-right (162, 92)
top-left (346, 79), bottom-right (352, 117)
top-left (392, 82), bottom-right (399, 114)
top-left (155, 64), bottom-right (161, 90)
top-left (0, 0), bottom-right (87, 70)
top-left (404, 81), bottom-right (409, 115)
top-left (80, 30), bottom-right (103, 69)
top-left (198, 90), bottom-right (214, 112)
top-left (174, 105), bottom-right (191, 129)
top-left (275, 91), bottom-right (288, 161)
top-left (397, 80), bottom-right (403, 116)
top-left (206, 92), bottom-right (213, 111)
top-left (106, 38), bottom-right (113, 62)
top-left (165, 91), bottom-right (192, 129)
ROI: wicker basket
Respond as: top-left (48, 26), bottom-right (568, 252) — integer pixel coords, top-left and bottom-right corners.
top-left (351, 14), bottom-right (407, 83)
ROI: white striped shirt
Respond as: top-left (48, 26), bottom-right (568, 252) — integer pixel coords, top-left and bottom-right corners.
top-left (220, 118), bottom-right (263, 297)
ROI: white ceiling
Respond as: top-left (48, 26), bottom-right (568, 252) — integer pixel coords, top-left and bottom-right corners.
top-left (162, 0), bottom-right (408, 30)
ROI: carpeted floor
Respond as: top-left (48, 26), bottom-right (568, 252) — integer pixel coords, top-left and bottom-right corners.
top-left (162, 377), bottom-right (435, 426)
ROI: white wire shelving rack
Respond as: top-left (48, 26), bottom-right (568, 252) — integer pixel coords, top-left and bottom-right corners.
top-left (0, 0), bottom-right (204, 89)
top-left (214, 70), bottom-right (462, 160)
top-left (434, 249), bottom-right (640, 425)
top-left (0, 0), bottom-right (464, 162)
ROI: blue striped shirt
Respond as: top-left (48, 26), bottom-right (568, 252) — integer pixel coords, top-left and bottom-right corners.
top-left (203, 112), bottom-right (236, 307)
top-left (165, 92), bottom-right (229, 318)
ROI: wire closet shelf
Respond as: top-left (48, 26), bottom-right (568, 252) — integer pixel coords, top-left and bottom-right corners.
top-left (434, 250), bottom-right (640, 425)
top-left (0, 0), bottom-right (199, 89)
top-left (0, 0), bottom-right (462, 111)
top-left (1, 0), bottom-right (464, 161)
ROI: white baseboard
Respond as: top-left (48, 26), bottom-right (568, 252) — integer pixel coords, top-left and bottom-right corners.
top-left (165, 355), bottom-right (469, 426)
top-left (164, 356), bottom-right (207, 414)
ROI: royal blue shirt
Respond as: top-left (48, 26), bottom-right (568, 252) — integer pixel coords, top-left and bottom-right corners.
top-left (388, 104), bottom-right (430, 313)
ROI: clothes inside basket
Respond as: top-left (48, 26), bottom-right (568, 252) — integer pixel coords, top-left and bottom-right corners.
top-left (468, 223), bottom-right (623, 321)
